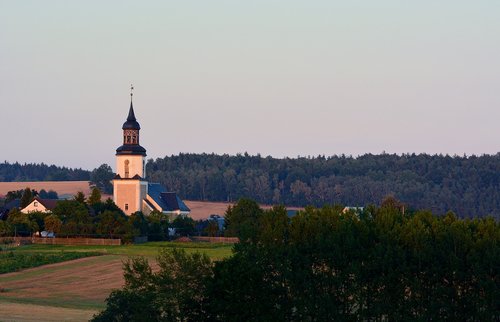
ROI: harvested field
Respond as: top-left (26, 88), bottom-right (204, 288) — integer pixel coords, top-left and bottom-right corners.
top-left (0, 255), bottom-right (124, 309)
top-left (0, 242), bottom-right (232, 321)
top-left (184, 200), bottom-right (233, 220)
top-left (184, 200), bottom-right (303, 220)
top-left (0, 302), bottom-right (97, 322)
top-left (0, 181), bottom-right (91, 197)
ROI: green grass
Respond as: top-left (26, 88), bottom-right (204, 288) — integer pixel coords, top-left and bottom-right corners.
top-left (7, 241), bottom-right (234, 260)
top-left (0, 251), bottom-right (101, 274)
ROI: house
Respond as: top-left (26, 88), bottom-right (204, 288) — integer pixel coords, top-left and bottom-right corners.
top-left (20, 197), bottom-right (59, 214)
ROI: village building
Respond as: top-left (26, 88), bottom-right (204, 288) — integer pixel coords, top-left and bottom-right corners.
top-left (113, 92), bottom-right (190, 216)
top-left (20, 197), bottom-right (59, 213)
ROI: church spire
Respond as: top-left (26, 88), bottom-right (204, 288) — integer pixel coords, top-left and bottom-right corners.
top-left (127, 101), bottom-right (137, 122)
top-left (127, 84), bottom-right (136, 121)
top-left (122, 85), bottom-right (140, 130)
top-left (117, 85), bottom-right (146, 156)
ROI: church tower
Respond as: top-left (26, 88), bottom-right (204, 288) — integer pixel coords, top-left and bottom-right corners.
top-left (113, 88), bottom-right (148, 215)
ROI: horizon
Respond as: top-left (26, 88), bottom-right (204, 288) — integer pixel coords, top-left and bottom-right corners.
top-left (3, 150), bottom-right (500, 172)
top-left (2, 1), bottom-right (499, 170)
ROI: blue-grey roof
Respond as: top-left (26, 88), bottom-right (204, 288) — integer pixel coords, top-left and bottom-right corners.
top-left (148, 183), bottom-right (190, 212)
top-left (0, 199), bottom-right (20, 218)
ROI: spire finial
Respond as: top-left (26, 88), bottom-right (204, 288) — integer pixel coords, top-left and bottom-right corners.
top-left (130, 84), bottom-right (134, 99)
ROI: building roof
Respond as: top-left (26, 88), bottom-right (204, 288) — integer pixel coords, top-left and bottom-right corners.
top-left (114, 174), bottom-right (145, 180)
top-left (116, 144), bottom-right (147, 156)
top-left (0, 199), bottom-right (20, 218)
top-left (34, 198), bottom-right (59, 210)
top-left (117, 101), bottom-right (147, 156)
top-left (4, 199), bottom-right (20, 211)
top-left (122, 101), bottom-right (141, 130)
top-left (148, 183), bottom-right (190, 212)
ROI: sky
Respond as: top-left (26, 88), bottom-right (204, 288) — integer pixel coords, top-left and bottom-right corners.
top-left (1, 1), bottom-right (499, 171)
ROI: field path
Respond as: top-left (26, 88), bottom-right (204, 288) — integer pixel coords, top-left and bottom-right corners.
top-left (0, 255), bottom-right (126, 321)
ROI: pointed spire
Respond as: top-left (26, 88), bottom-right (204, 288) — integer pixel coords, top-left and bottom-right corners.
top-left (127, 84), bottom-right (136, 121)
top-left (122, 84), bottom-right (141, 130)
top-left (127, 100), bottom-right (137, 121)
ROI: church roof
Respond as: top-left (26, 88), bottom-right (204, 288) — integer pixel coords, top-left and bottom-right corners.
top-left (117, 99), bottom-right (146, 156)
top-left (122, 101), bottom-right (141, 130)
top-left (148, 183), bottom-right (190, 212)
top-left (115, 144), bottom-right (147, 156)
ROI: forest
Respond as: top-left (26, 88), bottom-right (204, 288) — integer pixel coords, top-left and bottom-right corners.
top-left (147, 153), bottom-right (500, 218)
top-left (3, 152), bottom-right (500, 218)
top-left (0, 161), bottom-right (89, 182)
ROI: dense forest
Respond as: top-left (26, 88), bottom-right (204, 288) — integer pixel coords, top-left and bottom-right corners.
top-left (0, 162), bottom-right (89, 182)
top-left (147, 153), bottom-right (500, 218)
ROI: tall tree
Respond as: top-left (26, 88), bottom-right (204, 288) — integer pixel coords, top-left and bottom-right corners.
top-left (20, 187), bottom-right (35, 208)
top-left (88, 187), bottom-right (102, 205)
top-left (91, 164), bottom-right (114, 194)
top-left (224, 198), bottom-right (263, 242)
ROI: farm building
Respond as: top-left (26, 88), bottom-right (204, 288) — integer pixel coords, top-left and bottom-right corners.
top-left (20, 197), bottom-right (60, 213)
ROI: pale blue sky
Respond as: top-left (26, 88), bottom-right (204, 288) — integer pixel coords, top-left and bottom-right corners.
top-left (1, 1), bottom-right (499, 170)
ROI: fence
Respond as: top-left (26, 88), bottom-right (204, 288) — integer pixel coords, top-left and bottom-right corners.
top-left (0, 237), bottom-right (121, 246)
top-left (191, 236), bottom-right (239, 243)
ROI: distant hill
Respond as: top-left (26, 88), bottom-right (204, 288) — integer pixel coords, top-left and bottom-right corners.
top-left (0, 162), bottom-right (90, 182)
top-left (147, 153), bottom-right (500, 218)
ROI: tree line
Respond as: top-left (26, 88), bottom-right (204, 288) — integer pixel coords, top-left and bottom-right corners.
top-left (93, 198), bottom-right (500, 321)
top-left (0, 188), bottom-right (210, 241)
top-left (0, 161), bottom-right (89, 182)
top-left (147, 152), bottom-right (500, 218)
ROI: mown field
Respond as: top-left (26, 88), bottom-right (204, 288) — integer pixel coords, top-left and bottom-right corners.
top-left (0, 242), bottom-right (234, 321)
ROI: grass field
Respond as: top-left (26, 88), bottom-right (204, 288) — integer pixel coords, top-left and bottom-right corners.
top-left (0, 242), bottom-right (234, 321)
top-left (9, 241), bottom-right (233, 259)
top-left (0, 250), bottom-right (101, 274)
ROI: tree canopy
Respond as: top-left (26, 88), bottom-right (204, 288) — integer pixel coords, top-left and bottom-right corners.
top-left (147, 152), bottom-right (500, 218)
top-left (0, 161), bottom-right (89, 181)
top-left (93, 199), bottom-right (500, 321)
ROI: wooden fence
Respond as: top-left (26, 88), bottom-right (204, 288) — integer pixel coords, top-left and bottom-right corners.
top-left (0, 237), bottom-right (121, 246)
top-left (191, 236), bottom-right (239, 243)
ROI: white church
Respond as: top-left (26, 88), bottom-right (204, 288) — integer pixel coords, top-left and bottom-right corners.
top-left (113, 92), bottom-right (190, 217)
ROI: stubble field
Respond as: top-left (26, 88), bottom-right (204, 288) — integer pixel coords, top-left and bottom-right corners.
top-left (0, 242), bottom-right (233, 322)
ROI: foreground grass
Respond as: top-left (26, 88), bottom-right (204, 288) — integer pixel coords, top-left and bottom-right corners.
top-left (0, 251), bottom-right (101, 274)
top-left (10, 241), bottom-right (234, 260)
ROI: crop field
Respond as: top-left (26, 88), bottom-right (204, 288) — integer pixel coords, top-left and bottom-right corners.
top-left (0, 250), bottom-right (100, 274)
top-left (0, 242), bottom-right (233, 322)
top-left (0, 181), bottom-right (92, 197)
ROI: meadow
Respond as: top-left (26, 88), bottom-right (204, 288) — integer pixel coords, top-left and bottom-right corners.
top-left (0, 242), bottom-right (234, 321)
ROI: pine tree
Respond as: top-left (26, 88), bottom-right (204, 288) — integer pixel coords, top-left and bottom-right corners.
top-left (88, 187), bottom-right (102, 205)
top-left (20, 187), bottom-right (33, 208)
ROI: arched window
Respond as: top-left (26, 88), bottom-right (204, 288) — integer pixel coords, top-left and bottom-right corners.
top-left (124, 160), bottom-right (130, 178)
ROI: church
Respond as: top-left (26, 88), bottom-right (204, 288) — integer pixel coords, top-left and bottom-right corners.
top-left (113, 92), bottom-right (190, 217)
